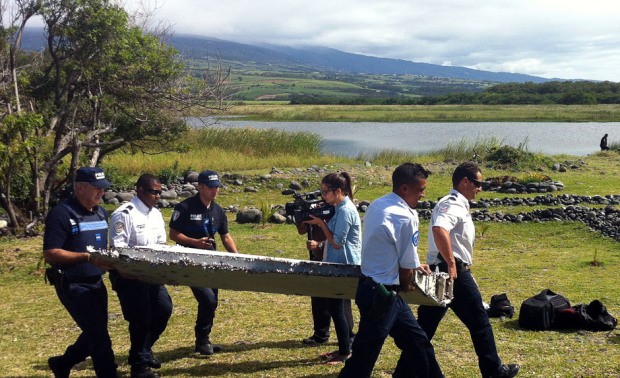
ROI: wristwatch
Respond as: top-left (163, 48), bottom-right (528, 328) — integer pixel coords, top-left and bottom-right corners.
top-left (318, 242), bottom-right (324, 249)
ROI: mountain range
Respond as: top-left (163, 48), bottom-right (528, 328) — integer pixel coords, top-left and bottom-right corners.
top-left (21, 28), bottom-right (552, 84)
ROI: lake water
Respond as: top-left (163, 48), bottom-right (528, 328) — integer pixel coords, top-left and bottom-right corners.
top-left (187, 118), bottom-right (619, 157)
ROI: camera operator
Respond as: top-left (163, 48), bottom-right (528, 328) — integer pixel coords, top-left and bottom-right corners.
top-left (303, 172), bottom-right (361, 365)
top-left (296, 222), bottom-right (356, 349)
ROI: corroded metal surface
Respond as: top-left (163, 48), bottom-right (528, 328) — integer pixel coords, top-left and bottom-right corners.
top-left (92, 245), bottom-right (452, 306)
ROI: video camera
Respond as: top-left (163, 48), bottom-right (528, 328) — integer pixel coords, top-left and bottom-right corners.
top-left (282, 189), bottom-right (335, 225)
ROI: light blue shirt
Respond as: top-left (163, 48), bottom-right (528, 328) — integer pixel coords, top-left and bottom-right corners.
top-left (324, 196), bottom-right (361, 265)
top-left (361, 192), bottom-right (422, 285)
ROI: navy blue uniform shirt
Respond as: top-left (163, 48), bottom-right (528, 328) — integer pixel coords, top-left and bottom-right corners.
top-left (43, 197), bottom-right (108, 279)
top-left (169, 195), bottom-right (228, 250)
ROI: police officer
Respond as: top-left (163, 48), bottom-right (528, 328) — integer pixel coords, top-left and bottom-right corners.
top-left (417, 161), bottom-right (520, 378)
top-left (339, 163), bottom-right (442, 378)
top-left (109, 174), bottom-right (173, 378)
top-left (169, 170), bottom-right (239, 355)
top-left (43, 167), bottom-right (118, 378)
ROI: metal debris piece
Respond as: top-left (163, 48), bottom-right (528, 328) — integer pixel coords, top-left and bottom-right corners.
top-left (93, 245), bottom-right (452, 306)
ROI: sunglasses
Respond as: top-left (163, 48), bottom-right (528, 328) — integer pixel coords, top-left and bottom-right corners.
top-left (145, 188), bottom-right (163, 195)
top-left (468, 177), bottom-right (483, 188)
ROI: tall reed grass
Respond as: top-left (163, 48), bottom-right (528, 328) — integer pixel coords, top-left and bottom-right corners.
top-left (102, 127), bottom-right (346, 175)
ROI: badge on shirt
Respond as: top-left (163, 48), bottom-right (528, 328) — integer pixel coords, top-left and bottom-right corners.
top-left (439, 203), bottom-right (451, 213)
top-left (412, 231), bottom-right (420, 246)
top-left (114, 221), bottom-right (124, 233)
top-left (190, 214), bottom-right (203, 221)
top-left (172, 210), bottom-right (180, 222)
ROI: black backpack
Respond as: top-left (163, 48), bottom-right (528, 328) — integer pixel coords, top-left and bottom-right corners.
top-left (518, 289), bottom-right (571, 330)
top-left (554, 300), bottom-right (618, 331)
top-left (487, 293), bottom-right (515, 319)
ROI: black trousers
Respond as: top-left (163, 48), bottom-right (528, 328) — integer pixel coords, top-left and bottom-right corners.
top-left (54, 276), bottom-right (117, 377)
top-left (418, 268), bottom-right (502, 376)
top-left (112, 273), bottom-right (173, 369)
top-left (311, 297), bottom-right (355, 341)
top-left (191, 287), bottom-right (219, 343)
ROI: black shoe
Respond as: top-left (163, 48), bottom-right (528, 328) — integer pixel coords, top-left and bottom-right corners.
top-left (195, 342), bottom-right (214, 355)
top-left (131, 365), bottom-right (159, 378)
top-left (492, 364), bottom-right (520, 378)
top-left (302, 335), bottom-right (328, 346)
top-left (147, 352), bottom-right (161, 369)
top-left (48, 356), bottom-right (71, 378)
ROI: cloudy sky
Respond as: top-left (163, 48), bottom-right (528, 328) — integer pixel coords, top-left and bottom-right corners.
top-left (10, 0), bottom-right (620, 81)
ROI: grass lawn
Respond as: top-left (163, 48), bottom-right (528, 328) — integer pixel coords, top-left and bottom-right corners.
top-left (1, 149), bottom-right (619, 377)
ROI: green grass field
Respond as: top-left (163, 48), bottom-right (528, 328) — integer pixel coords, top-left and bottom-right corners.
top-left (1, 114), bottom-right (619, 377)
top-left (224, 104), bottom-right (620, 122)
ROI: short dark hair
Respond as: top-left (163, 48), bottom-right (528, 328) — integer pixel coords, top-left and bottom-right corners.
top-left (136, 173), bottom-right (160, 190)
top-left (452, 161), bottom-right (481, 187)
top-left (392, 163), bottom-right (430, 191)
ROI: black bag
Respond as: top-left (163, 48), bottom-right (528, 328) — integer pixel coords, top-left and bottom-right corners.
top-left (487, 293), bottom-right (515, 319)
top-left (518, 289), bottom-right (571, 330)
top-left (554, 300), bottom-right (618, 331)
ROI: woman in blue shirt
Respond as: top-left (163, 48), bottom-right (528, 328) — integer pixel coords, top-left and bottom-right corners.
top-left (305, 172), bottom-right (361, 364)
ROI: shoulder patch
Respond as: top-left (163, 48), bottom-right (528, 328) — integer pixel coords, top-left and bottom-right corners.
top-left (114, 221), bottom-right (125, 234)
top-left (439, 202), bottom-right (451, 213)
top-left (171, 210), bottom-right (180, 222)
top-left (412, 231), bottom-right (420, 247)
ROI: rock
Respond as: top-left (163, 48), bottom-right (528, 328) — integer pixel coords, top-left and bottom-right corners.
top-left (365, 161), bottom-right (372, 167)
top-left (236, 208), bottom-right (262, 224)
top-left (116, 192), bottom-right (134, 202)
top-left (158, 199), bottom-right (169, 208)
top-left (0, 220), bottom-right (8, 229)
top-left (103, 191), bottom-right (117, 202)
top-left (233, 179), bottom-right (243, 186)
top-left (160, 190), bottom-right (178, 200)
top-left (289, 181), bottom-right (303, 191)
top-left (260, 174), bottom-right (272, 181)
top-left (185, 171), bottom-right (199, 183)
top-left (106, 198), bottom-right (120, 206)
top-left (244, 187), bottom-right (258, 193)
top-left (301, 179), bottom-right (311, 188)
top-left (270, 213), bottom-right (287, 224)
top-left (270, 167), bottom-right (283, 174)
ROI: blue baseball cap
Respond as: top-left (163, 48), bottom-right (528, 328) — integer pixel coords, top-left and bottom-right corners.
top-left (75, 167), bottom-right (112, 188)
top-left (198, 170), bottom-right (222, 188)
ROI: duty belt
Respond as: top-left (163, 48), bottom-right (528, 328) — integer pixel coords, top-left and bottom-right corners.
top-left (360, 275), bottom-right (401, 292)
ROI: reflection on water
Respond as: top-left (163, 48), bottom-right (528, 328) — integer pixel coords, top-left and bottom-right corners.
top-left (186, 118), bottom-right (619, 157)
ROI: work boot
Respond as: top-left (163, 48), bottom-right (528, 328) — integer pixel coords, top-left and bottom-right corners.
top-left (147, 351), bottom-right (161, 369)
top-left (131, 365), bottom-right (159, 378)
top-left (48, 355), bottom-right (71, 378)
top-left (491, 364), bottom-right (520, 378)
top-left (195, 340), bottom-right (214, 355)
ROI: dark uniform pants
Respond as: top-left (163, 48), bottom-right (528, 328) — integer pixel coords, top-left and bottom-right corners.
top-left (191, 287), bottom-right (218, 343)
top-left (113, 274), bottom-right (173, 369)
top-left (311, 297), bottom-right (355, 342)
top-left (54, 277), bottom-right (117, 377)
top-left (339, 278), bottom-right (443, 378)
top-left (418, 269), bottom-right (502, 376)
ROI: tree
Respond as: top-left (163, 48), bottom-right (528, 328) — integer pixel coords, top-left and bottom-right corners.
top-left (0, 0), bottom-right (232, 230)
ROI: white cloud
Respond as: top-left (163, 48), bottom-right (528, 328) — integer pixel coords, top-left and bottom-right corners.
top-left (10, 0), bottom-right (620, 81)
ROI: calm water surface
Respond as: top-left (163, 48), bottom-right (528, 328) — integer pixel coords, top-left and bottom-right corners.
top-left (187, 118), bottom-right (620, 157)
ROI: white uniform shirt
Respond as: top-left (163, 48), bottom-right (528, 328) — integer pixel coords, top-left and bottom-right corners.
top-left (361, 192), bottom-right (422, 285)
top-left (110, 196), bottom-right (167, 248)
top-left (426, 189), bottom-right (475, 266)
